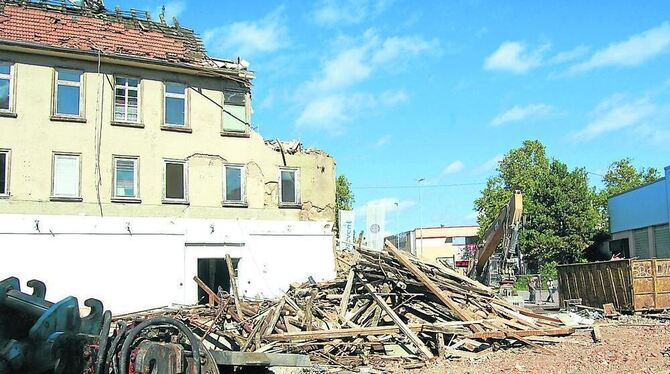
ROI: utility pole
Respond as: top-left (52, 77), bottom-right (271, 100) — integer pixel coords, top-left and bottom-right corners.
top-left (417, 178), bottom-right (425, 258)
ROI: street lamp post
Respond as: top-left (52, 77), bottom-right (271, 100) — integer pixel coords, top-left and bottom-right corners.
top-left (417, 178), bottom-right (425, 257)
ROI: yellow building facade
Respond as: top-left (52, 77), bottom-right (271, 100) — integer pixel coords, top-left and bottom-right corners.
top-left (0, 48), bottom-right (335, 221)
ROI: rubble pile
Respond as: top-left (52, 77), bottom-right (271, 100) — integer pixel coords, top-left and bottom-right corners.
top-left (116, 242), bottom-right (574, 368)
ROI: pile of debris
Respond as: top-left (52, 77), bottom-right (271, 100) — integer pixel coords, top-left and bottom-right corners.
top-left (116, 241), bottom-right (574, 369)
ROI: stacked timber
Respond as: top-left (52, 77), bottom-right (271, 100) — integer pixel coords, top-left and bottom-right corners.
top-left (115, 241), bottom-right (573, 368)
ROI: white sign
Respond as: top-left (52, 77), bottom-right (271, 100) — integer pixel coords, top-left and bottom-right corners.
top-left (366, 205), bottom-right (386, 250)
top-left (338, 210), bottom-right (356, 249)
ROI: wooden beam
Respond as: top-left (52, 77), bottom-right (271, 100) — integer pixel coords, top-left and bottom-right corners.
top-left (357, 273), bottom-right (434, 359)
top-left (225, 254), bottom-right (244, 320)
top-left (193, 276), bottom-right (221, 306)
top-left (384, 240), bottom-right (480, 332)
top-left (467, 327), bottom-right (574, 340)
top-left (264, 297), bottom-right (286, 336)
top-left (266, 323), bottom-right (462, 342)
top-left (339, 269), bottom-right (356, 319)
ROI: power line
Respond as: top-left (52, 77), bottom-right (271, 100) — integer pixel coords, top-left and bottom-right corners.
top-left (351, 182), bottom-right (486, 190)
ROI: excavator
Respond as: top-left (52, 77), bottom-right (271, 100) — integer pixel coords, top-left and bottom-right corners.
top-left (467, 190), bottom-right (523, 296)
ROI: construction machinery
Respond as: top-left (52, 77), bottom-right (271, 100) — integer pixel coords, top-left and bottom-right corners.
top-left (0, 276), bottom-right (309, 374)
top-left (467, 190), bottom-right (523, 294)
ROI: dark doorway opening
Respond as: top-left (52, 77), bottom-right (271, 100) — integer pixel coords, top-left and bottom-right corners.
top-left (197, 257), bottom-right (239, 305)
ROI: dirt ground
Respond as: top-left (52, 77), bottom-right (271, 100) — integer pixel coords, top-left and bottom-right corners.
top-left (386, 323), bottom-right (670, 374)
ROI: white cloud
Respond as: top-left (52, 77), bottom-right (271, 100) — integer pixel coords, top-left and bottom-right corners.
top-left (548, 45), bottom-right (589, 64)
top-left (296, 90), bottom-right (407, 133)
top-left (380, 90), bottom-right (409, 106)
top-left (442, 160), bottom-right (465, 176)
top-left (572, 95), bottom-right (656, 141)
top-left (490, 103), bottom-right (553, 126)
top-left (297, 30), bottom-right (432, 132)
top-left (473, 154), bottom-right (503, 174)
top-left (569, 22), bottom-right (670, 73)
top-left (355, 197), bottom-right (415, 218)
top-left (374, 135), bottom-right (391, 148)
top-left (310, 0), bottom-right (393, 26)
top-left (307, 46), bottom-right (372, 91)
top-left (483, 41), bottom-right (548, 74)
top-left (155, 1), bottom-right (186, 24)
top-left (203, 7), bottom-right (288, 59)
top-left (371, 36), bottom-right (438, 66)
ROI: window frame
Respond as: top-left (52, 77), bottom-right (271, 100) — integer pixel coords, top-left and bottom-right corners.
top-left (0, 61), bottom-right (14, 114)
top-left (221, 89), bottom-right (250, 136)
top-left (112, 76), bottom-right (141, 124)
top-left (0, 149), bottom-right (10, 197)
top-left (163, 82), bottom-right (188, 128)
top-left (222, 163), bottom-right (247, 206)
top-left (162, 158), bottom-right (188, 204)
top-left (51, 152), bottom-right (82, 201)
top-left (112, 156), bottom-right (140, 202)
top-left (53, 68), bottom-right (84, 118)
top-left (278, 167), bottom-right (301, 207)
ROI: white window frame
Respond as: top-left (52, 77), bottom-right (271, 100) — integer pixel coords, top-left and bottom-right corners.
top-left (51, 152), bottom-right (81, 200)
top-left (54, 68), bottom-right (83, 117)
top-left (112, 156), bottom-right (139, 200)
top-left (0, 149), bottom-right (10, 197)
top-left (278, 167), bottom-right (300, 206)
top-left (113, 76), bottom-right (140, 123)
top-left (223, 164), bottom-right (246, 205)
top-left (162, 159), bottom-right (188, 203)
top-left (163, 82), bottom-right (188, 127)
top-left (0, 61), bottom-right (14, 113)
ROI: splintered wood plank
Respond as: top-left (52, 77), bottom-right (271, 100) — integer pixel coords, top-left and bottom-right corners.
top-left (225, 254), bottom-right (244, 319)
top-left (357, 273), bottom-right (434, 359)
top-left (339, 269), bottom-right (356, 319)
top-left (193, 276), bottom-right (221, 306)
top-left (384, 240), bottom-right (480, 332)
top-left (264, 297), bottom-right (287, 336)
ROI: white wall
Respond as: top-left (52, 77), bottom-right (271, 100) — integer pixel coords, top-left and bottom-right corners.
top-left (0, 214), bottom-right (335, 314)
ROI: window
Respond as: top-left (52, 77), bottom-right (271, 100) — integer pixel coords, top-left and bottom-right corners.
top-left (633, 228), bottom-right (650, 258)
top-left (223, 165), bottom-right (245, 204)
top-left (163, 160), bottom-right (187, 202)
top-left (0, 62), bottom-right (12, 112)
top-left (55, 69), bottom-right (83, 117)
top-left (52, 153), bottom-right (80, 199)
top-left (445, 237), bottom-right (453, 244)
top-left (279, 168), bottom-right (300, 205)
top-left (113, 157), bottom-right (139, 199)
top-left (114, 77), bottom-right (139, 123)
top-left (0, 150), bottom-right (9, 196)
top-left (223, 89), bottom-right (247, 133)
top-left (164, 82), bottom-right (186, 126)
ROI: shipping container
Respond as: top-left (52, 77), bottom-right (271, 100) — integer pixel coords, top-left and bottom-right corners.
top-left (557, 258), bottom-right (670, 312)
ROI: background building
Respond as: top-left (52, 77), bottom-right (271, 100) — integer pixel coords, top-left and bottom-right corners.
top-left (608, 165), bottom-right (670, 259)
top-left (385, 225), bottom-right (478, 268)
top-left (0, 1), bottom-right (336, 313)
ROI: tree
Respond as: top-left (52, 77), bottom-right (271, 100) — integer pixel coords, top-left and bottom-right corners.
top-left (335, 175), bottom-right (355, 234)
top-left (474, 140), bottom-right (600, 270)
top-left (594, 158), bottom-right (661, 230)
top-left (336, 175), bottom-right (355, 211)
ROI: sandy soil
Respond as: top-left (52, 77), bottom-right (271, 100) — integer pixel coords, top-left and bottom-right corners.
top-left (384, 323), bottom-right (670, 374)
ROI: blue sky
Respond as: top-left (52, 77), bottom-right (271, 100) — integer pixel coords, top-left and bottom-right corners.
top-left (116, 0), bottom-right (670, 234)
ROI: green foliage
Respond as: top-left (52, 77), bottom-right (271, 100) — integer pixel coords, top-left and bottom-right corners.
top-left (336, 175), bottom-right (354, 211)
top-left (475, 142), bottom-right (661, 272)
top-left (475, 140), bottom-right (600, 271)
top-left (594, 158), bottom-right (661, 227)
top-left (539, 261), bottom-right (558, 281)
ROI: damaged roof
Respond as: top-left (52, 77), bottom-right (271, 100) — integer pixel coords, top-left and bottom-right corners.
top-left (0, 0), bottom-right (244, 71)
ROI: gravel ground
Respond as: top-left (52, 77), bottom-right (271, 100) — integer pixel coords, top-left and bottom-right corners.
top-left (384, 322), bottom-right (670, 374)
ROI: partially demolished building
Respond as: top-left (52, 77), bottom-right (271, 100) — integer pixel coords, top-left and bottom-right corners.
top-left (0, 0), bottom-right (336, 312)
